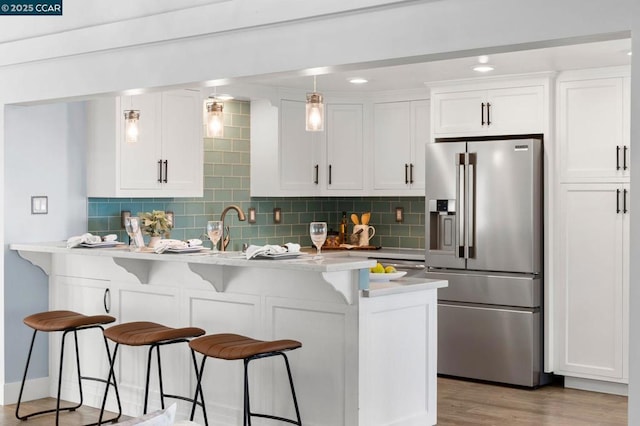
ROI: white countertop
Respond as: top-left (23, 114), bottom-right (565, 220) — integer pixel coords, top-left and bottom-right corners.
top-left (363, 277), bottom-right (447, 297)
top-left (9, 241), bottom-right (376, 273)
top-left (343, 248), bottom-right (425, 261)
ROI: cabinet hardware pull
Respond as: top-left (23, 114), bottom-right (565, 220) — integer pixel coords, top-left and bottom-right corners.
top-left (617, 189), bottom-right (621, 214)
top-left (329, 165), bottom-right (332, 185)
top-left (163, 160), bottom-right (168, 183)
top-left (314, 164), bottom-right (319, 184)
top-left (624, 188), bottom-right (628, 214)
top-left (410, 163), bottom-right (414, 184)
top-left (405, 164), bottom-right (409, 184)
top-left (481, 103), bottom-right (485, 126)
top-left (158, 160), bottom-right (163, 183)
top-left (616, 146), bottom-right (621, 170)
top-left (623, 146), bottom-right (628, 171)
top-left (103, 288), bottom-right (111, 313)
top-left (486, 102), bottom-right (491, 126)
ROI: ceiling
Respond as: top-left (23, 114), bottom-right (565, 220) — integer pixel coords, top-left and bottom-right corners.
top-left (235, 38), bottom-right (631, 94)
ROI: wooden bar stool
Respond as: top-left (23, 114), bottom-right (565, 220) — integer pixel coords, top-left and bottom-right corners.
top-left (189, 333), bottom-right (302, 426)
top-left (15, 310), bottom-right (121, 426)
top-left (98, 321), bottom-right (207, 425)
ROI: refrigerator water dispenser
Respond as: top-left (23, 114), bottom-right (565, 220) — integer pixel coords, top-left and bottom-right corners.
top-left (428, 199), bottom-right (456, 253)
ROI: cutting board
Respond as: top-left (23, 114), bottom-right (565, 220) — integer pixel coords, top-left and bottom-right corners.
top-left (320, 245), bottom-right (381, 250)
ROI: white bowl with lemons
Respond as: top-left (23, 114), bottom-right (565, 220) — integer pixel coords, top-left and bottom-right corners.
top-left (368, 262), bottom-right (407, 282)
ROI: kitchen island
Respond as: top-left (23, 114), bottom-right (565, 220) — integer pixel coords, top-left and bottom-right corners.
top-left (10, 242), bottom-right (446, 426)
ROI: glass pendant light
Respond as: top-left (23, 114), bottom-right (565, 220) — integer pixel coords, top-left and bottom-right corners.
top-left (124, 110), bottom-right (140, 143)
top-left (306, 76), bottom-right (324, 132)
top-left (206, 100), bottom-right (224, 138)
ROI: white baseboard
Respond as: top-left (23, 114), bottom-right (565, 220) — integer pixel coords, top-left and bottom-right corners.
top-left (4, 377), bottom-right (50, 405)
top-left (564, 376), bottom-right (628, 396)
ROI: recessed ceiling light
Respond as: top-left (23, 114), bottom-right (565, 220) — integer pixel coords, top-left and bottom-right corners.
top-left (472, 65), bottom-right (495, 73)
top-left (628, 51), bottom-right (633, 56)
top-left (349, 78), bottom-right (368, 84)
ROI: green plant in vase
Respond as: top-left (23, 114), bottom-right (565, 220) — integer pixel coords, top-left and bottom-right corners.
top-left (139, 210), bottom-right (172, 247)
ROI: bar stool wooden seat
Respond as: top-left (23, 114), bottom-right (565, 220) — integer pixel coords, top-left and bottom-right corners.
top-left (189, 333), bottom-right (302, 425)
top-left (16, 310), bottom-right (121, 426)
top-left (98, 321), bottom-right (207, 425)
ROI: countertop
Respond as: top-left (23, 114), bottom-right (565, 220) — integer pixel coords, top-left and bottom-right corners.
top-left (363, 277), bottom-right (447, 297)
top-left (345, 247), bottom-right (425, 261)
top-left (9, 241), bottom-right (377, 273)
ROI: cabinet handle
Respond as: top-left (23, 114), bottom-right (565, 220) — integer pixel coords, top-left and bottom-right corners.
top-left (616, 146), bottom-right (621, 170)
top-left (617, 189), bottom-right (621, 214)
top-left (163, 160), bottom-right (168, 183)
top-left (624, 188), bottom-right (628, 214)
top-left (410, 163), bottom-right (414, 184)
top-left (405, 164), bottom-right (409, 184)
top-left (623, 146), bottom-right (628, 171)
top-left (329, 165), bottom-right (332, 185)
top-left (158, 160), bottom-right (163, 183)
top-left (486, 102), bottom-right (491, 126)
top-left (314, 164), bottom-right (319, 184)
top-left (103, 288), bottom-right (111, 313)
top-left (481, 103), bottom-right (485, 126)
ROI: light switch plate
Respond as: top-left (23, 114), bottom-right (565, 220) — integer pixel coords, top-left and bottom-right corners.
top-left (31, 196), bottom-right (48, 214)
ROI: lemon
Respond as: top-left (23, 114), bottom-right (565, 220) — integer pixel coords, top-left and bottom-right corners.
top-left (384, 265), bottom-right (397, 273)
top-left (371, 262), bottom-right (385, 274)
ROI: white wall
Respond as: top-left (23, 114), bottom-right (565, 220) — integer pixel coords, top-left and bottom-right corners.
top-left (3, 103), bottom-right (87, 383)
top-left (0, 0), bottom-right (638, 421)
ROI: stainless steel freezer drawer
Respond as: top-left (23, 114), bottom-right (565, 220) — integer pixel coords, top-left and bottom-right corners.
top-left (438, 302), bottom-right (542, 387)
top-left (427, 269), bottom-right (540, 308)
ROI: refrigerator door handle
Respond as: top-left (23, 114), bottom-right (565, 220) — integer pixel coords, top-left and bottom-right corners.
top-left (467, 153), bottom-right (476, 258)
top-left (456, 153), bottom-right (466, 258)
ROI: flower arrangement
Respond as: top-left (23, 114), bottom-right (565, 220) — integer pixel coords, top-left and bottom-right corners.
top-left (138, 210), bottom-right (172, 237)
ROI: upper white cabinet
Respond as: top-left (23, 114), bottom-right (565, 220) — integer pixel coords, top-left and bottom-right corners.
top-left (325, 103), bottom-right (364, 192)
top-left (279, 99), bottom-right (323, 193)
top-left (557, 70), bottom-right (630, 183)
top-left (431, 78), bottom-right (548, 138)
top-left (87, 89), bottom-right (203, 198)
top-left (372, 100), bottom-right (429, 194)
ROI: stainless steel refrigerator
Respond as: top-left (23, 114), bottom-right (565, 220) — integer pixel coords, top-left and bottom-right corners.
top-left (425, 136), bottom-right (548, 387)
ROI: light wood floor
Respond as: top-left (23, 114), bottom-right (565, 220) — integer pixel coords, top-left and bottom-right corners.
top-left (0, 377), bottom-right (628, 425)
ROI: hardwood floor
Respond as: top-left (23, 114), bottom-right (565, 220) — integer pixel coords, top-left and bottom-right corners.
top-left (0, 377), bottom-right (628, 425)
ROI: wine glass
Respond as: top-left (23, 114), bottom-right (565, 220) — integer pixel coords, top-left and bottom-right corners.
top-left (207, 220), bottom-right (224, 252)
top-left (309, 222), bottom-right (328, 259)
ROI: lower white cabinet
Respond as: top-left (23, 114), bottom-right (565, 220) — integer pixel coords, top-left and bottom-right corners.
top-left (554, 183), bottom-right (629, 383)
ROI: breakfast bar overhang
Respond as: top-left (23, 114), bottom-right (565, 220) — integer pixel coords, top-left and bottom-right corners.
top-left (10, 242), bottom-right (446, 426)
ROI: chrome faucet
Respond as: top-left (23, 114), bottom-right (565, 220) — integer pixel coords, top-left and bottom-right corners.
top-left (219, 205), bottom-right (246, 251)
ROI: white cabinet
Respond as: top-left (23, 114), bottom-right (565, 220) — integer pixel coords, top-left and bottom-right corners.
top-left (87, 89), bottom-right (203, 198)
top-left (253, 98), bottom-right (363, 196)
top-left (372, 100), bottom-right (429, 194)
top-left (325, 103), bottom-right (364, 192)
top-left (431, 81), bottom-right (546, 137)
top-left (554, 183), bottom-right (629, 383)
top-left (557, 73), bottom-right (630, 183)
top-left (279, 99), bottom-right (323, 193)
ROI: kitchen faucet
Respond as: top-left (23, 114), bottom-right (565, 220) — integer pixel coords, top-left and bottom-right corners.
top-left (219, 205), bottom-right (246, 251)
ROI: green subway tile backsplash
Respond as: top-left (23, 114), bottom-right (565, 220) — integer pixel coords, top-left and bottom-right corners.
top-left (88, 100), bottom-right (425, 250)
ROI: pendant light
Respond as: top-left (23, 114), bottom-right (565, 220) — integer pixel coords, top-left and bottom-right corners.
top-left (206, 100), bottom-right (224, 138)
top-left (124, 110), bottom-right (140, 143)
top-left (306, 76), bottom-right (324, 132)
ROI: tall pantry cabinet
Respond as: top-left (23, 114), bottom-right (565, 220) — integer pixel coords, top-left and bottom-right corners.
top-left (554, 67), bottom-right (630, 392)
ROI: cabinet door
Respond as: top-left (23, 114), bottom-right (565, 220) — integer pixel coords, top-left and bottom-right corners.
top-left (486, 86), bottom-right (544, 135)
top-left (120, 93), bottom-right (162, 190)
top-left (279, 99), bottom-right (322, 193)
top-left (160, 90), bottom-right (203, 196)
top-left (325, 104), bottom-right (363, 191)
top-left (373, 102), bottom-right (411, 190)
top-left (555, 183), bottom-right (626, 381)
top-left (410, 100), bottom-right (430, 192)
top-left (432, 90), bottom-right (485, 135)
top-left (51, 276), bottom-right (117, 406)
top-left (558, 78), bottom-right (627, 182)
